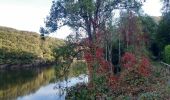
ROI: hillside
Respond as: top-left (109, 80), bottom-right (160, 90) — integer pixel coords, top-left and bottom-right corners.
top-left (0, 26), bottom-right (64, 67)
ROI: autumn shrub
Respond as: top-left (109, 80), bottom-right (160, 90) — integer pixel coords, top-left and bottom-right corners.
top-left (80, 29), bottom-right (152, 97)
top-left (109, 52), bottom-right (152, 96)
top-left (121, 52), bottom-right (151, 77)
top-left (120, 68), bottom-right (148, 87)
top-left (84, 48), bottom-right (110, 84)
top-left (164, 45), bottom-right (170, 64)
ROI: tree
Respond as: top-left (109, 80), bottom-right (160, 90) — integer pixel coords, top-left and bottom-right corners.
top-left (40, 0), bottom-right (145, 41)
top-left (40, 0), bottom-right (146, 73)
top-left (157, 12), bottom-right (170, 56)
top-left (140, 15), bottom-right (159, 59)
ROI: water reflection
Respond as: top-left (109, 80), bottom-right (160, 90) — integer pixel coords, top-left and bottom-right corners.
top-left (17, 74), bottom-right (88, 100)
top-left (0, 67), bottom-right (55, 100)
top-left (0, 64), bottom-right (87, 100)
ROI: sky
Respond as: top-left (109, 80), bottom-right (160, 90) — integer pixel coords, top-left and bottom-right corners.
top-left (0, 0), bottom-right (162, 39)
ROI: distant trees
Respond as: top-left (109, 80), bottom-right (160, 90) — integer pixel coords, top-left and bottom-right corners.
top-left (154, 0), bottom-right (170, 59)
top-left (157, 12), bottom-right (170, 51)
top-left (139, 16), bottom-right (159, 59)
top-left (0, 27), bottom-right (64, 65)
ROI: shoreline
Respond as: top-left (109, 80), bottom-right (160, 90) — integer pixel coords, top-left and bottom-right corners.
top-left (0, 61), bottom-right (57, 70)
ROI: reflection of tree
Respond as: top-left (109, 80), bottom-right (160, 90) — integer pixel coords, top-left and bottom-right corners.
top-left (0, 68), bottom-right (55, 100)
top-left (0, 63), bottom-right (87, 100)
top-left (54, 61), bottom-right (87, 82)
top-left (53, 34), bottom-right (86, 81)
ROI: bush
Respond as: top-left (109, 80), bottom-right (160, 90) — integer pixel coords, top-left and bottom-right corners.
top-left (121, 70), bottom-right (148, 87)
top-left (164, 45), bottom-right (170, 64)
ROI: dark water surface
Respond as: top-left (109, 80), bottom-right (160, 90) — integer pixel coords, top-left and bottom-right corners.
top-left (0, 67), bottom-right (88, 100)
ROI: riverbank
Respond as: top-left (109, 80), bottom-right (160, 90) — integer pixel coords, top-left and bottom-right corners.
top-left (0, 61), bottom-right (56, 70)
top-left (65, 62), bottom-right (170, 99)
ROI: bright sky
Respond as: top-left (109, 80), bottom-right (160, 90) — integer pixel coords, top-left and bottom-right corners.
top-left (0, 0), bottom-right (162, 39)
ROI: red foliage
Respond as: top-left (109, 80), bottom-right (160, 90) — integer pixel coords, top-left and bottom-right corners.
top-left (83, 15), bottom-right (151, 90)
top-left (84, 52), bottom-right (93, 63)
top-left (96, 48), bottom-right (104, 58)
top-left (121, 52), bottom-right (151, 77)
top-left (138, 57), bottom-right (151, 77)
top-left (84, 46), bottom-right (110, 74)
top-left (98, 60), bottom-right (110, 73)
top-left (121, 52), bottom-right (136, 68)
top-left (108, 75), bottom-right (119, 89)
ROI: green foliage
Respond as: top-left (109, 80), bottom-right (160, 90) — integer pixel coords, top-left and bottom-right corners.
top-left (165, 84), bottom-right (170, 94)
top-left (0, 26), bottom-right (64, 65)
top-left (138, 92), bottom-right (161, 100)
top-left (66, 84), bottom-right (91, 100)
top-left (53, 44), bottom-right (76, 61)
top-left (156, 12), bottom-right (170, 53)
top-left (140, 16), bottom-right (159, 59)
top-left (116, 95), bottom-right (132, 100)
top-left (70, 61), bottom-right (87, 76)
top-left (140, 16), bottom-right (158, 39)
top-left (164, 45), bottom-right (170, 64)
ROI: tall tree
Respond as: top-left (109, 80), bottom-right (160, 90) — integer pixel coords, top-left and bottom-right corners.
top-left (40, 0), bottom-right (145, 41)
top-left (140, 16), bottom-right (159, 58)
top-left (155, 0), bottom-right (170, 59)
top-left (157, 12), bottom-right (170, 52)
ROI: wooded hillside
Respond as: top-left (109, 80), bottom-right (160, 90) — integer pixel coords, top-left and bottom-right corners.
top-left (0, 26), bottom-right (64, 65)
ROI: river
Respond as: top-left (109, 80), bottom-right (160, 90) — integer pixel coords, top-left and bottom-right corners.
top-left (0, 66), bottom-right (88, 100)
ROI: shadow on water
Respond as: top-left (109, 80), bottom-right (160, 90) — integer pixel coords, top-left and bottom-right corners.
top-left (0, 62), bottom-right (88, 100)
top-left (0, 67), bottom-right (56, 100)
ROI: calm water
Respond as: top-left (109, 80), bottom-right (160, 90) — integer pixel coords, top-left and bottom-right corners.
top-left (0, 67), bottom-right (88, 100)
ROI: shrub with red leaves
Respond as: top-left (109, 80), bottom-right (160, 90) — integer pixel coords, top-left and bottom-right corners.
top-left (96, 48), bottom-right (104, 58)
top-left (108, 75), bottom-right (119, 89)
top-left (121, 52), bottom-right (151, 77)
top-left (84, 52), bottom-right (93, 63)
top-left (138, 57), bottom-right (151, 77)
top-left (121, 52), bottom-right (136, 69)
